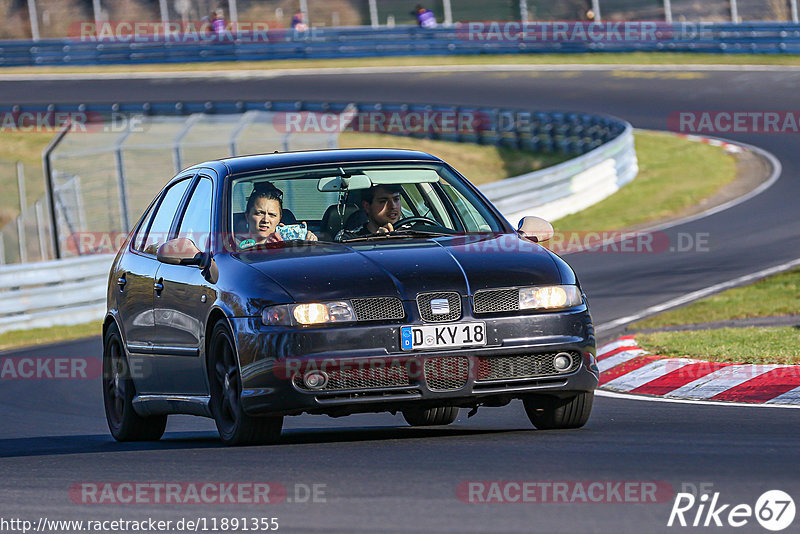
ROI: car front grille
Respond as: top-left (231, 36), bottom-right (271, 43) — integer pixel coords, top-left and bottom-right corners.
top-left (293, 362), bottom-right (411, 392)
top-left (476, 352), bottom-right (581, 381)
top-left (417, 292), bottom-right (461, 322)
top-left (424, 356), bottom-right (470, 391)
top-left (473, 288), bottom-right (518, 314)
top-left (351, 297), bottom-right (405, 321)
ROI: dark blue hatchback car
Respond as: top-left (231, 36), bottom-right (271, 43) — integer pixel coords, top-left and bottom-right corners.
top-left (103, 149), bottom-right (599, 445)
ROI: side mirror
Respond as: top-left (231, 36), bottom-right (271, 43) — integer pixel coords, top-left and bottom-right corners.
top-left (517, 216), bottom-right (554, 243)
top-left (157, 238), bottom-right (203, 265)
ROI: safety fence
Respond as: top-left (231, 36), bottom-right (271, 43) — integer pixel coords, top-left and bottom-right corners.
top-left (4, 22), bottom-right (800, 66)
top-left (0, 99), bottom-right (635, 332)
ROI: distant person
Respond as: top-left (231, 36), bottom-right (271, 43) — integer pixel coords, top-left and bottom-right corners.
top-left (291, 11), bottom-right (308, 32)
top-left (212, 8), bottom-right (226, 34)
top-left (412, 5), bottom-right (437, 29)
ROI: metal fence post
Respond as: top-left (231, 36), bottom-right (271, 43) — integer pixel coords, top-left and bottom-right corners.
top-left (368, 0), bottom-right (379, 28)
top-left (27, 0), bottom-right (40, 41)
top-left (520, 0), bottom-right (529, 22)
top-left (442, 0), bottom-right (453, 26)
top-left (35, 199), bottom-right (48, 261)
top-left (299, 0), bottom-right (309, 27)
top-left (42, 123), bottom-right (71, 259)
top-left (158, 0), bottom-right (169, 32)
top-left (791, 0), bottom-right (799, 23)
top-left (0, 232), bottom-right (4, 265)
top-left (591, 0), bottom-right (602, 22)
top-left (16, 162), bottom-right (27, 263)
top-left (114, 130), bottom-right (133, 232)
top-left (227, 0), bottom-right (238, 25)
top-left (92, 0), bottom-right (102, 29)
top-left (730, 0), bottom-right (739, 23)
top-left (664, 0), bottom-right (673, 23)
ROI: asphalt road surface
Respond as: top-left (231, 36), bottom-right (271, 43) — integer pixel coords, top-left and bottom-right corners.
top-left (1, 67), bottom-right (799, 533)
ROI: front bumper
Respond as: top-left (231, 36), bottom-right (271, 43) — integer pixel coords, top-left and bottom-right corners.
top-left (231, 307), bottom-right (598, 416)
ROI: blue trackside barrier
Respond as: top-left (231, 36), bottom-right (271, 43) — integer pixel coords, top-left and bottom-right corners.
top-left (4, 22), bottom-right (800, 67)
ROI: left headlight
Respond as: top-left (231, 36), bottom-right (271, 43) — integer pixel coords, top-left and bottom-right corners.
top-left (518, 285), bottom-right (583, 310)
top-left (262, 301), bottom-right (356, 326)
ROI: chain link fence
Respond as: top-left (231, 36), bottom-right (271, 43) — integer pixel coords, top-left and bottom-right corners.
top-left (0, 111), bottom-right (339, 263)
top-left (4, 0), bottom-right (800, 40)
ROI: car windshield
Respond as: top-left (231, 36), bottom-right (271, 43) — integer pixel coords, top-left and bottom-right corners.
top-left (228, 163), bottom-right (505, 248)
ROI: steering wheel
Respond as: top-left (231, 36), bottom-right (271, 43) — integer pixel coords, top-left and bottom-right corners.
top-left (393, 216), bottom-right (440, 230)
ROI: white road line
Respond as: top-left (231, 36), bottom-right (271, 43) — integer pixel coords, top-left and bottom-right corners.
top-left (595, 388), bottom-right (800, 408)
top-left (597, 349), bottom-right (648, 373)
top-left (665, 365), bottom-right (779, 399)
top-left (603, 358), bottom-right (695, 392)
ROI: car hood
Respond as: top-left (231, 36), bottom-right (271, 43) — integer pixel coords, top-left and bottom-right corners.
top-left (234, 234), bottom-right (566, 302)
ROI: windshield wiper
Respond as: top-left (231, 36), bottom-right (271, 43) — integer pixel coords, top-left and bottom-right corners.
top-left (340, 229), bottom-right (453, 243)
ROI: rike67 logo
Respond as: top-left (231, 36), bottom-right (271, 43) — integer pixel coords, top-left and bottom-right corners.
top-left (668, 489), bottom-right (795, 531)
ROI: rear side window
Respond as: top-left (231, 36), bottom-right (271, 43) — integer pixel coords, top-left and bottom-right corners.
top-left (138, 179), bottom-right (192, 255)
top-left (176, 177), bottom-right (213, 252)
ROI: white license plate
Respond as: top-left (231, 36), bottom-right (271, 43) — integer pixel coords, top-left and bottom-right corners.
top-left (401, 322), bottom-right (486, 351)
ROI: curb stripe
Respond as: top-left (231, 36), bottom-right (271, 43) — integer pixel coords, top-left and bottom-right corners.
top-left (598, 337), bottom-right (800, 405)
top-left (710, 367), bottom-right (800, 403)
top-left (599, 355), bottom-right (662, 385)
top-left (597, 349), bottom-right (648, 373)
top-left (597, 345), bottom-right (640, 361)
top-left (661, 365), bottom-right (778, 400)
top-left (631, 361), bottom-right (729, 396)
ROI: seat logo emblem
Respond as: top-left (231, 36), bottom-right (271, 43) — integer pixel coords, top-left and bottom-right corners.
top-left (430, 298), bottom-right (450, 315)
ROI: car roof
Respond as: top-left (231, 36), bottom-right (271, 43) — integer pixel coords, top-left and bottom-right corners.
top-left (185, 148), bottom-right (444, 176)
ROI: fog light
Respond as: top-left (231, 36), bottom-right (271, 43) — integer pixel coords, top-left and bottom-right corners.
top-left (553, 353), bottom-right (573, 372)
top-left (303, 370), bottom-right (328, 390)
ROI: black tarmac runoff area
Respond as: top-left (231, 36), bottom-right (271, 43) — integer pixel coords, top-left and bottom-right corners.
top-left (1, 67), bottom-right (799, 533)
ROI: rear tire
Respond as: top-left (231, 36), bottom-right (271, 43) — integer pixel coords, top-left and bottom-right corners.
top-left (402, 406), bottom-right (459, 426)
top-left (208, 321), bottom-right (283, 446)
top-left (523, 392), bottom-right (593, 430)
top-left (102, 323), bottom-right (167, 441)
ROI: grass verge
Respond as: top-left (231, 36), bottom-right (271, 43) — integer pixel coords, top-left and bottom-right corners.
top-left (630, 267), bottom-right (800, 330)
top-left (4, 53), bottom-right (800, 75)
top-left (0, 321), bottom-right (102, 352)
top-left (636, 327), bottom-right (800, 365)
top-left (553, 130), bottom-right (737, 232)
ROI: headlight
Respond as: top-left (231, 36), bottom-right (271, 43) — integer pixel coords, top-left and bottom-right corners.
top-left (518, 285), bottom-right (582, 310)
top-left (262, 301), bottom-right (355, 326)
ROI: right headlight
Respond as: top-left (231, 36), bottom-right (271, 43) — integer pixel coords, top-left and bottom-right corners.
top-left (262, 301), bottom-right (356, 326)
top-left (518, 285), bottom-right (582, 310)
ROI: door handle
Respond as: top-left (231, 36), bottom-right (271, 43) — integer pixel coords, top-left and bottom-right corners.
top-left (117, 273), bottom-right (127, 290)
top-left (154, 278), bottom-right (164, 293)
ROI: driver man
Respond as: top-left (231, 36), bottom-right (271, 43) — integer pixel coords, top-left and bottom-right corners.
top-left (337, 184), bottom-right (403, 239)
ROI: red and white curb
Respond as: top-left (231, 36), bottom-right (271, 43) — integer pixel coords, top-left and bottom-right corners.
top-left (597, 336), bottom-right (800, 405)
top-left (674, 134), bottom-right (742, 154)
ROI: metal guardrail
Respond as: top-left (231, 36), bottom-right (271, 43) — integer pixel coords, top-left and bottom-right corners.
top-left (0, 100), bottom-right (634, 333)
top-left (0, 254), bottom-right (113, 334)
top-left (3, 22), bottom-right (800, 67)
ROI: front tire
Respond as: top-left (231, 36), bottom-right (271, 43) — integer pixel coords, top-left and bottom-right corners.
top-left (102, 323), bottom-right (167, 441)
top-left (523, 392), bottom-right (593, 430)
top-left (208, 321), bottom-right (283, 446)
top-left (402, 406), bottom-right (459, 426)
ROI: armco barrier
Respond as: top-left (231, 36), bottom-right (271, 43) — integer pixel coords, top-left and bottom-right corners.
top-left (0, 254), bottom-right (113, 334)
top-left (3, 22), bottom-right (800, 66)
top-left (0, 100), bottom-right (635, 333)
